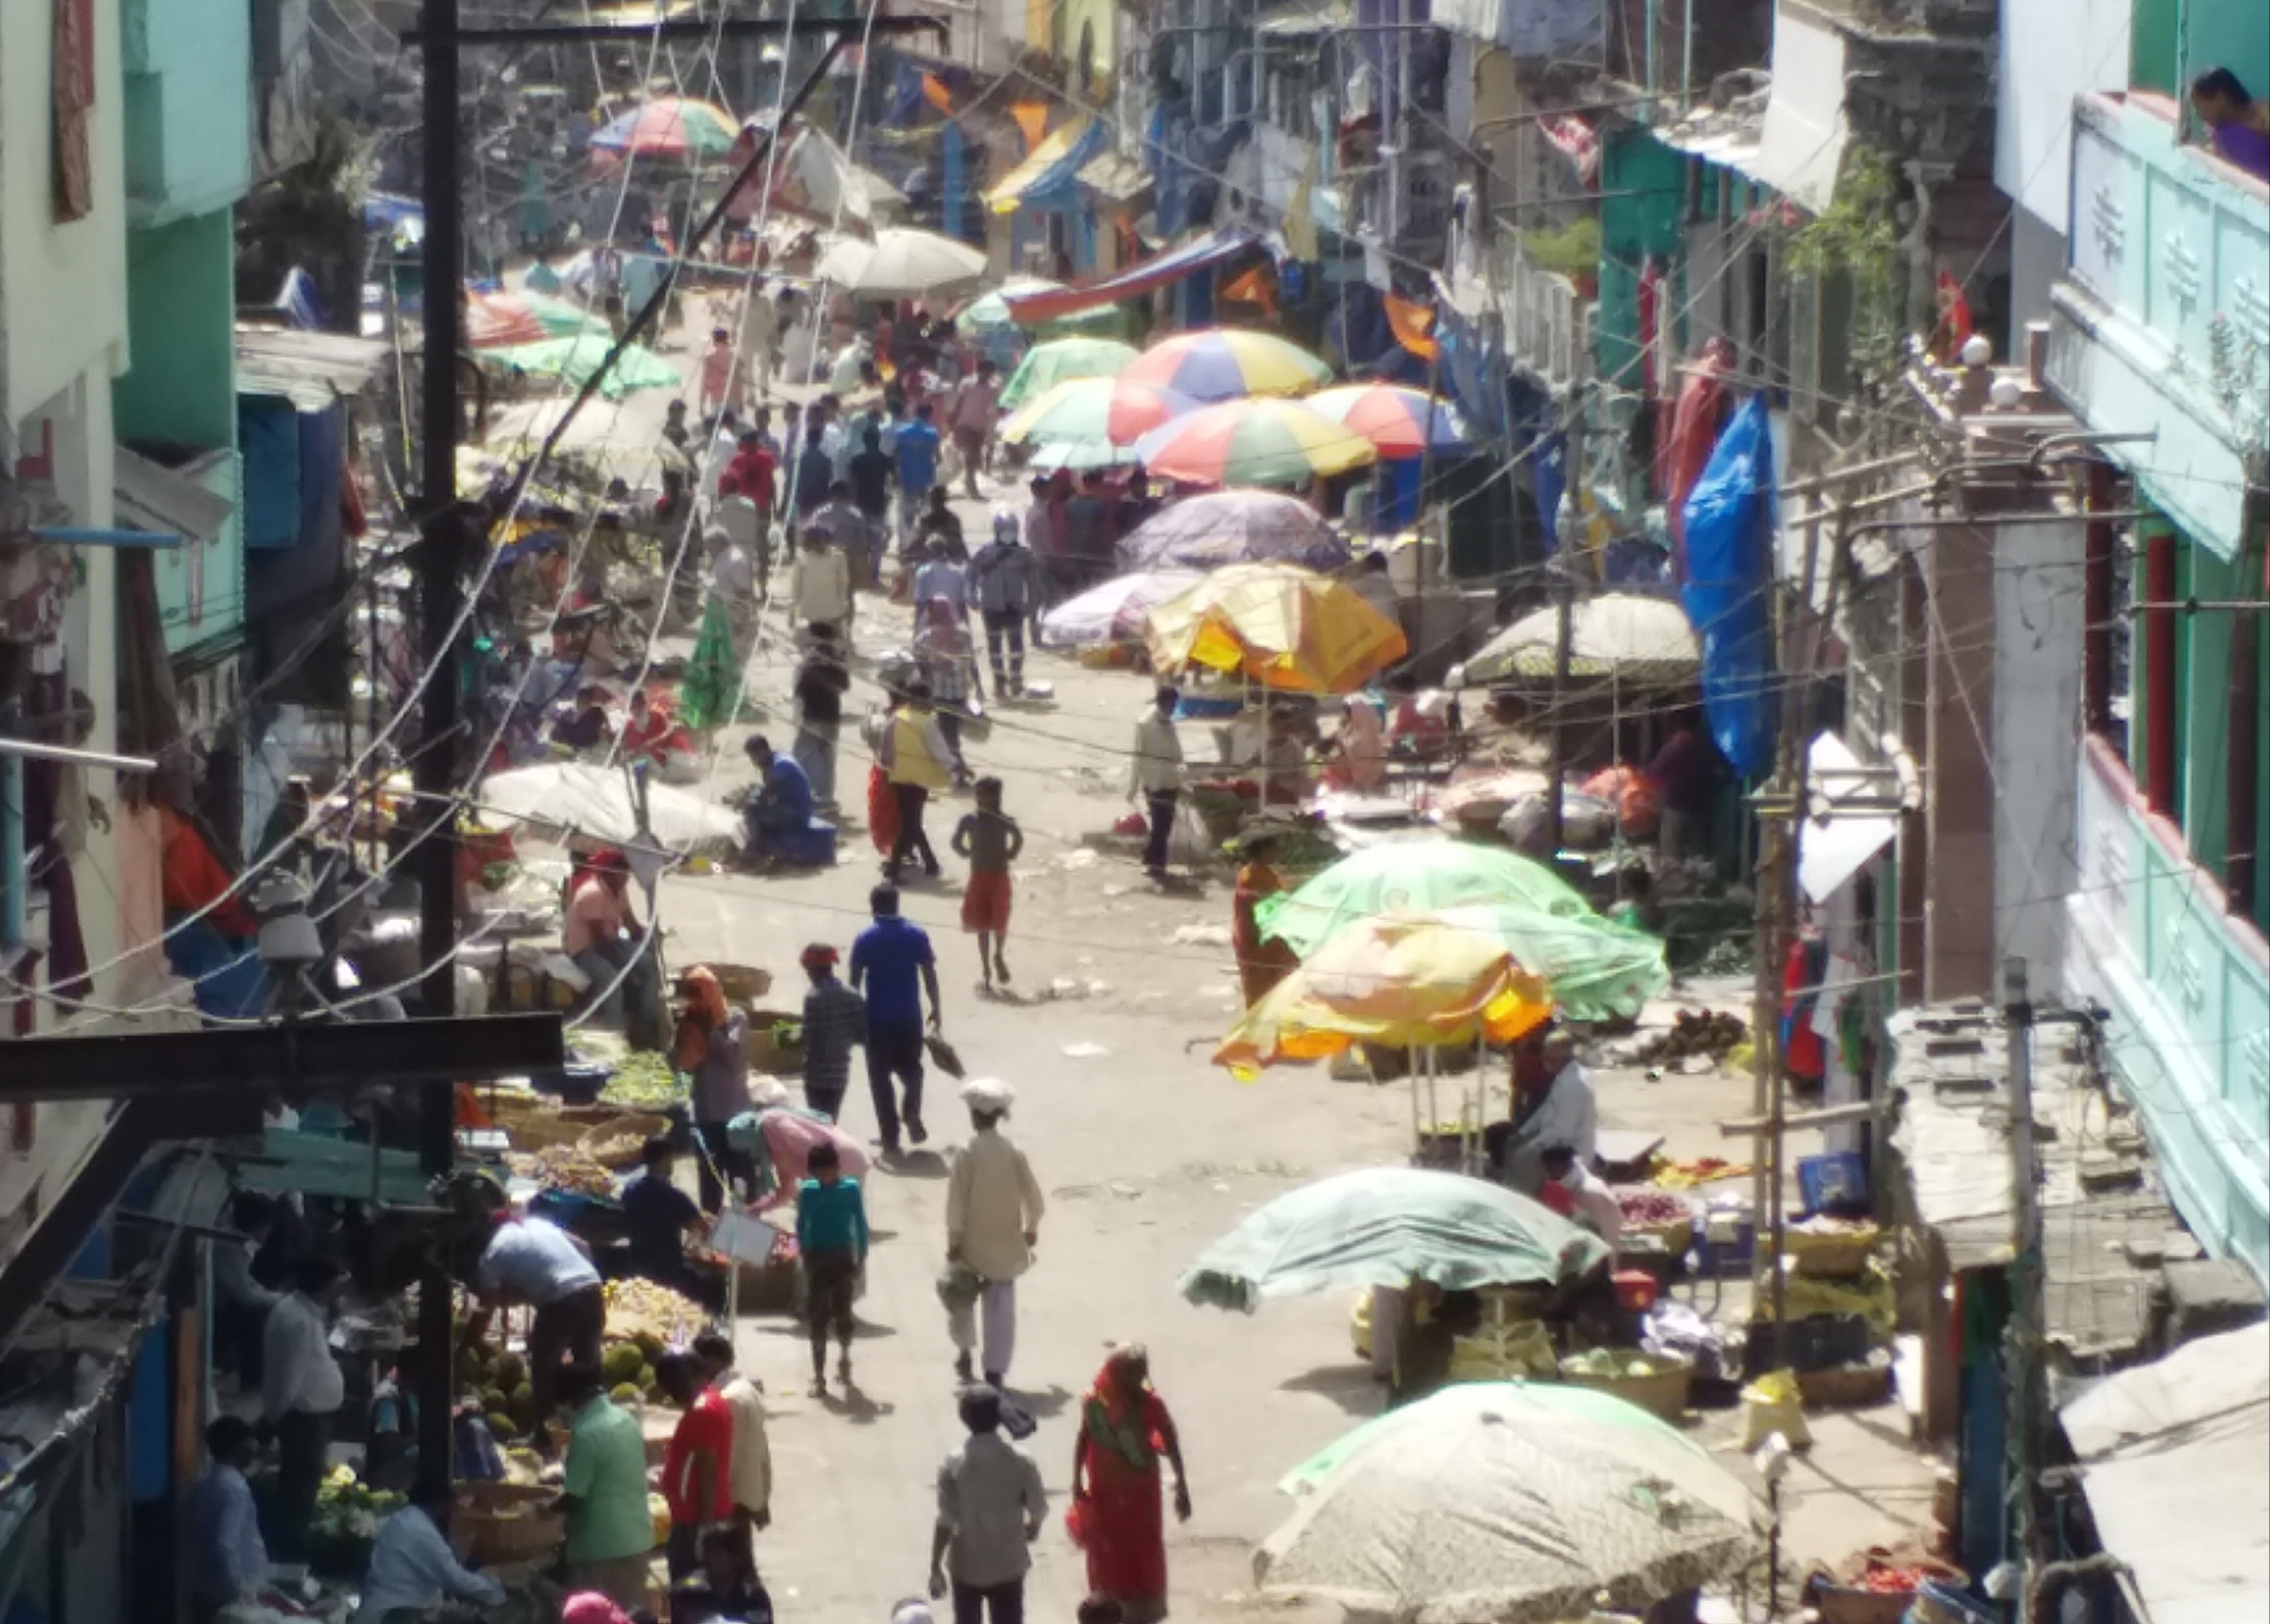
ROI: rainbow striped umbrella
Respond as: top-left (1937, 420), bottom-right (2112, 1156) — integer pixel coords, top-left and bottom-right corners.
top-left (1132, 397), bottom-right (1378, 489)
top-left (1122, 327), bottom-right (1334, 402)
top-left (1306, 383), bottom-right (1471, 459)
top-left (590, 97), bottom-right (740, 162)
top-left (999, 377), bottom-right (1195, 464)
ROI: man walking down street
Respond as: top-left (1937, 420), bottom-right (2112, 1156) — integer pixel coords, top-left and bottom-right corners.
top-left (949, 362), bottom-right (1001, 499)
top-left (1129, 684), bottom-right (1187, 883)
top-left (798, 942), bottom-right (866, 1123)
top-left (928, 1386), bottom-right (1046, 1624)
top-left (263, 1258), bottom-right (346, 1575)
top-left (894, 402), bottom-right (944, 553)
top-left (969, 509), bottom-right (1042, 695)
top-left (945, 1080), bottom-right (1044, 1388)
top-left (850, 884), bottom-right (943, 1158)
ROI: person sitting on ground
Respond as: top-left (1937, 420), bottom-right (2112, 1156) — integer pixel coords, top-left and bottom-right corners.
top-left (354, 1479), bottom-right (508, 1624)
top-left (2191, 66), bottom-right (2270, 179)
top-left (553, 683), bottom-right (616, 753)
top-left (620, 687), bottom-right (697, 776)
top-left (1538, 1144), bottom-right (1622, 1262)
top-left (563, 848), bottom-right (664, 1049)
top-left (740, 734), bottom-right (821, 868)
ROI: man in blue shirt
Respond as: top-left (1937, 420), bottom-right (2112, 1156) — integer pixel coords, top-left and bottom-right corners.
top-left (741, 734), bottom-right (819, 867)
top-left (619, 1136), bottom-right (719, 1306)
top-left (893, 402), bottom-right (944, 554)
top-left (187, 1417), bottom-right (268, 1619)
top-left (848, 884), bottom-right (942, 1158)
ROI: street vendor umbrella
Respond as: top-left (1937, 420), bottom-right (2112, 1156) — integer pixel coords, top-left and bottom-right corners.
top-left (1419, 900), bottom-right (1669, 1024)
top-left (1122, 327), bottom-right (1334, 402)
top-left (478, 335), bottom-right (680, 400)
top-left (466, 288), bottom-right (614, 348)
top-left (999, 377), bottom-right (1194, 474)
top-left (1132, 398), bottom-right (1378, 489)
top-left (1143, 561), bottom-right (1407, 694)
top-left (1214, 915), bottom-right (1557, 1078)
top-left (1305, 383), bottom-right (1471, 460)
top-left (1464, 592), bottom-right (1702, 687)
top-left (1117, 489), bottom-right (1348, 572)
top-left (1257, 842), bottom-right (1591, 956)
top-left (812, 227), bottom-right (988, 298)
top-left (996, 336), bottom-right (1140, 413)
top-left (479, 763), bottom-right (742, 857)
top-left (1259, 1383), bottom-right (1761, 1624)
top-left (957, 278), bottom-right (1124, 339)
top-left (1037, 570), bottom-right (1200, 648)
top-left (1179, 1167), bottom-right (1607, 1312)
top-left (590, 96), bottom-right (740, 162)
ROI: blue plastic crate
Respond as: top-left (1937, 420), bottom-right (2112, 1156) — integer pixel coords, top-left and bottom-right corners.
top-left (1798, 1151), bottom-right (1870, 1217)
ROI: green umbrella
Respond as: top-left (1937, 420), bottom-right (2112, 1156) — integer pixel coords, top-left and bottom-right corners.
top-left (1404, 900), bottom-right (1668, 1023)
top-left (479, 335), bottom-right (680, 399)
top-left (1256, 842), bottom-right (1592, 958)
top-left (996, 336), bottom-right (1138, 413)
top-left (1179, 1167), bottom-right (1608, 1313)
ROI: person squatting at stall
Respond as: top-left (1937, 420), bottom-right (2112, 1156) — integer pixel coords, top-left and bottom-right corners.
top-left (618, 1136), bottom-right (722, 1309)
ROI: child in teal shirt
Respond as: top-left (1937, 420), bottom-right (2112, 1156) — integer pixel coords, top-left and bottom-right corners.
top-left (794, 1143), bottom-right (869, 1396)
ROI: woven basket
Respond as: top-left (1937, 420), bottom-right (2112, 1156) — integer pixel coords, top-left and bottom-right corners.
top-left (494, 1106), bottom-right (591, 1153)
top-left (454, 1483), bottom-right (564, 1566)
top-left (1558, 1351), bottom-right (1694, 1424)
top-left (1798, 1361), bottom-right (1894, 1408)
top-left (579, 1111), bottom-right (672, 1169)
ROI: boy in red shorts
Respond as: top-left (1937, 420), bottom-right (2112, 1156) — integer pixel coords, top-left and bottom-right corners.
top-left (951, 776), bottom-right (1023, 991)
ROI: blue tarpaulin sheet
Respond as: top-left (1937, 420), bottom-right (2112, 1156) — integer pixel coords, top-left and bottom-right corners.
top-left (1677, 394), bottom-right (1776, 777)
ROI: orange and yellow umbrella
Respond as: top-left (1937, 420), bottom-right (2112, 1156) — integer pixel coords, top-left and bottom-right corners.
top-left (1216, 917), bottom-right (1556, 1079)
top-left (1142, 561), bottom-right (1407, 694)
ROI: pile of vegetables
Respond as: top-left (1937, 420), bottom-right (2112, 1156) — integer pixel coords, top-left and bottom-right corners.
top-left (1630, 1009), bottom-right (1747, 1066)
top-left (601, 1332), bottom-right (670, 1407)
top-left (603, 1277), bottom-right (705, 1344)
top-left (507, 1147), bottom-right (614, 1195)
top-left (602, 1051), bottom-right (683, 1110)
top-left (457, 1344), bottom-right (542, 1441)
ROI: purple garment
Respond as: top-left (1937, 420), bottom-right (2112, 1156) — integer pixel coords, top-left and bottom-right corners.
top-left (2210, 120), bottom-right (2270, 181)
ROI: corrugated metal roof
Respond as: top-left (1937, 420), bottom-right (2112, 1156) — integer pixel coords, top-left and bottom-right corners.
top-left (1888, 1003), bottom-right (2175, 1360)
top-left (2060, 1324), bottom-right (2270, 1624)
top-left (234, 325), bottom-right (388, 408)
top-left (114, 445), bottom-right (233, 545)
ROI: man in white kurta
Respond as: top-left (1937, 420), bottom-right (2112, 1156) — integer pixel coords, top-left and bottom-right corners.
top-left (945, 1078), bottom-right (1045, 1386)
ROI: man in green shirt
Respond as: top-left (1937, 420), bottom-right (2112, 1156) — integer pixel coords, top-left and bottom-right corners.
top-left (558, 1365), bottom-right (654, 1611)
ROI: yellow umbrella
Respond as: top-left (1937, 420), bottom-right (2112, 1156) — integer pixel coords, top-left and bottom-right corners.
top-left (1216, 916), bottom-right (1556, 1080)
top-left (1143, 561), bottom-right (1407, 694)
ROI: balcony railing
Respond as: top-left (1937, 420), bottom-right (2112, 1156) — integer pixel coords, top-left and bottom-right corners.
top-left (1493, 239), bottom-right (1595, 389)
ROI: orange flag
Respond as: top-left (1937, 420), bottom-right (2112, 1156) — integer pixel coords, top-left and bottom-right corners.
top-left (1011, 101), bottom-right (1049, 153)
top-left (1385, 293), bottom-right (1439, 362)
top-left (1222, 264), bottom-right (1278, 317)
top-left (922, 73), bottom-right (954, 115)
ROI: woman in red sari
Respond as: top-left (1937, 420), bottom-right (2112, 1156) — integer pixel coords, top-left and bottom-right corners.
top-left (1070, 1345), bottom-right (1191, 1624)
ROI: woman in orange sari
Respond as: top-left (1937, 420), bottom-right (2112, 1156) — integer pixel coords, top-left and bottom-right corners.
top-left (1070, 1346), bottom-right (1190, 1624)
top-left (1231, 833), bottom-right (1302, 1007)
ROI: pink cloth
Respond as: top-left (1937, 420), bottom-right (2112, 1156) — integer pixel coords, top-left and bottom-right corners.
top-left (754, 1110), bottom-right (870, 1211)
top-left (563, 1595), bottom-right (632, 1624)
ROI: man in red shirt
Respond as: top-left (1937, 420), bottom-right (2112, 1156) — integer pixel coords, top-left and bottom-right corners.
top-left (659, 1351), bottom-right (734, 1580)
top-left (719, 429), bottom-right (779, 525)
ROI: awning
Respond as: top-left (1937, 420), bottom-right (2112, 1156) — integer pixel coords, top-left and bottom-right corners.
top-left (114, 445), bottom-right (233, 547)
top-left (1078, 149), bottom-right (1153, 204)
top-left (2061, 1324), bottom-right (2270, 1624)
top-left (985, 117), bottom-right (1105, 214)
top-left (235, 325), bottom-right (390, 409)
top-left (1796, 731), bottom-right (1899, 903)
top-left (1002, 227), bottom-right (1263, 326)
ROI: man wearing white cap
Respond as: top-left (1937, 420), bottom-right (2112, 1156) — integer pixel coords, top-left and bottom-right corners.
top-left (945, 1079), bottom-right (1045, 1387)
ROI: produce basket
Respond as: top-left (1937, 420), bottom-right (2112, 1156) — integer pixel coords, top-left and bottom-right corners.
top-left (744, 1011), bottom-right (804, 1077)
top-left (1786, 1220), bottom-right (1882, 1279)
top-left (491, 1101), bottom-right (592, 1153)
top-left (1797, 1358), bottom-right (1894, 1409)
top-left (1806, 1554), bottom-right (1967, 1624)
top-left (1558, 1348), bottom-right (1694, 1424)
top-left (578, 1111), bottom-right (672, 1169)
top-left (454, 1482), bottom-right (564, 1566)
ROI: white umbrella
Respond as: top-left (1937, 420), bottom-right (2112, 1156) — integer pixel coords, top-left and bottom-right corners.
top-left (813, 227), bottom-right (987, 298)
top-left (1038, 570), bottom-right (1200, 648)
top-left (477, 763), bottom-right (742, 858)
top-left (1465, 591), bottom-right (1700, 687)
top-left (1259, 1383), bottom-right (1762, 1624)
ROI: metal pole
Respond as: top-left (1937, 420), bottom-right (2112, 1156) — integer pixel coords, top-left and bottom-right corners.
top-left (2004, 955), bottom-right (2043, 1593)
top-left (413, 0), bottom-right (464, 1509)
